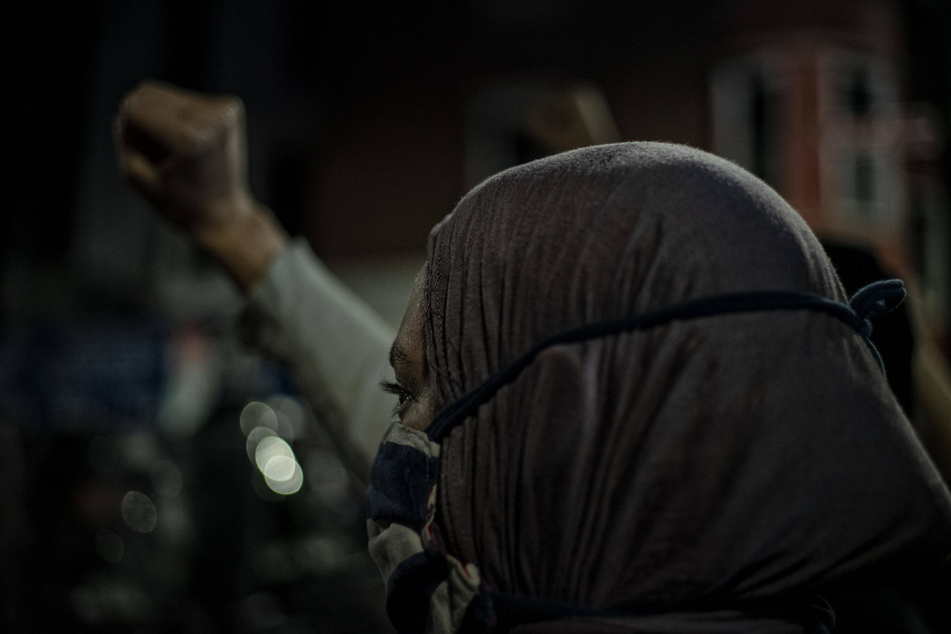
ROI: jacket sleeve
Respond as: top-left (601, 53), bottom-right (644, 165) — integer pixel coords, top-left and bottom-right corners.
top-left (236, 238), bottom-right (397, 483)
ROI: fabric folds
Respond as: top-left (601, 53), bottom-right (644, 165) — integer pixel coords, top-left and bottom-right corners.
top-left (417, 143), bottom-right (951, 632)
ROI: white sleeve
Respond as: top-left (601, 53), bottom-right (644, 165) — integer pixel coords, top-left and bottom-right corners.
top-left (236, 238), bottom-right (397, 481)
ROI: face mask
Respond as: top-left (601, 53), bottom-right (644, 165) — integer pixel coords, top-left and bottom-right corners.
top-left (367, 420), bottom-right (487, 633)
top-left (366, 280), bottom-right (903, 634)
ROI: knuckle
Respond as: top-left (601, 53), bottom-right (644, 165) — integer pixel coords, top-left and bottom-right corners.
top-left (120, 92), bottom-right (137, 114)
top-left (122, 81), bottom-right (155, 112)
top-left (138, 79), bottom-right (165, 94)
top-left (218, 96), bottom-right (245, 125)
top-left (222, 95), bottom-right (244, 112)
top-left (131, 82), bottom-right (156, 101)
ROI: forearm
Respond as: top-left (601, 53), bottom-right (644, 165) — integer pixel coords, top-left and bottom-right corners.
top-left (197, 199), bottom-right (395, 478)
top-left (239, 241), bottom-right (397, 480)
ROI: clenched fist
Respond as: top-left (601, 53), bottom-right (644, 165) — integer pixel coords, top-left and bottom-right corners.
top-left (115, 81), bottom-right (287, 291)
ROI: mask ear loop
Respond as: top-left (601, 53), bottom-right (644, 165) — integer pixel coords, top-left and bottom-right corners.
top-left (426, 281), bottom-right (907, 442)
top-left (848, 279), bottom-right (906, 376)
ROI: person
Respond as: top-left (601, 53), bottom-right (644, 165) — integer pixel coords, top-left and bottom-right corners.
top-left (116, 82), bottom-right (951, 633)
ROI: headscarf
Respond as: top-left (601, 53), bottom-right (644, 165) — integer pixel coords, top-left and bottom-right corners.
top-left (420, 142), bottom-right (951, 632)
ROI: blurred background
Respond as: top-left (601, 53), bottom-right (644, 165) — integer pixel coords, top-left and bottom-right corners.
top-left (4, 1), bottom-right (951, 632)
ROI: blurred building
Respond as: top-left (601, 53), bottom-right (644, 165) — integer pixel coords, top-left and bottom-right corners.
top-left (710, 1), bottom-right (948, 333)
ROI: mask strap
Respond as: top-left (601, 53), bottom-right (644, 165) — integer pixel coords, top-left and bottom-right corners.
top-left (426, 281), bottom-right (905, 442)
top-left (848, 279), bottom-right (906, 375)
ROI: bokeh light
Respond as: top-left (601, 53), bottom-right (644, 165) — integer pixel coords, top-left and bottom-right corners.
top-left (254, 434), bottom-right (304, 495)
top-left (121, 491), bottom-right (157, 533)
top-left (265, 460), bottom-right (304, 495)
top-left (245, 426), bottom-right (277, 462)
top-left (254, 436), bottom-right (293, 474)
top-left (240, 401), bottom-right (279, 437)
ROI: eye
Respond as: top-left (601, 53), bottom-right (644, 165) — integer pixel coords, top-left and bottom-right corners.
top-left (380, 381), bottom-right (414, 407)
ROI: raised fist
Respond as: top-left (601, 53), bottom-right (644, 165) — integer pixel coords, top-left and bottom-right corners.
top-left (115, 80), bottom-right (251, 242)
top-left (115, 81), bottom-right (285, 289)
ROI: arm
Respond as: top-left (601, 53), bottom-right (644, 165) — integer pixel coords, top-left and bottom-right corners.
top-left (237, 240), bottom-right (396, 481)
top-left (115, 80), bottom-right (393, 481)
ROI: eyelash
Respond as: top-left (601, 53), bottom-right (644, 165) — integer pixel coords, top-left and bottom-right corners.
top-left (380, 381), bottom-right (414, 410)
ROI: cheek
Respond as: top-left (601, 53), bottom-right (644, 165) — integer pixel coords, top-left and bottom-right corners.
top-left (403, 387), bottom-right (437, 431)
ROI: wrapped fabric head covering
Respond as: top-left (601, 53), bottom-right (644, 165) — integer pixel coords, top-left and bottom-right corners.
top-left (419, 143), bottom-right (951, 632)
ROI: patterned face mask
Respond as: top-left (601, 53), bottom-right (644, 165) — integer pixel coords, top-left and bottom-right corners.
top-left (366, 280), bottom-right (904, 634)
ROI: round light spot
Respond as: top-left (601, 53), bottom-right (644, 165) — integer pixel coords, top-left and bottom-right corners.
top-left (254, 436), bottom-right (294, 473)
top-left (246, 426), bottom-right (278, 462)
top-left (121, 491), bottom-right (157, 533)
top-left (240, 401), bottom-right (279, 437)
top-left (150, 459), bottom-right (183, 498)
top-left (265, 461), bottom-right (303, 495)
top-left (95, 529), bottom-right (124, 563)
top-left (263, 455), bottom-right (296, 482)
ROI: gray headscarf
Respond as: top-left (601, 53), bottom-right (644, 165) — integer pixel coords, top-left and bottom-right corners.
top-left (421, 143), bottom-right (951, 632)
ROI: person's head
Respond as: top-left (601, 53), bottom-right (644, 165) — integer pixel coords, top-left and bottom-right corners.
top-left (378, 143), bottom-right (951, 630)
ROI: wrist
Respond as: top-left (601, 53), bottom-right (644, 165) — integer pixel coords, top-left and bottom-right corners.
top-left (196, 199), bottom-right (289, 293)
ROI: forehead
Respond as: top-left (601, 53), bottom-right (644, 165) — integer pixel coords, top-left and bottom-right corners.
top-left (391, 266), bottom-right (427, 377)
